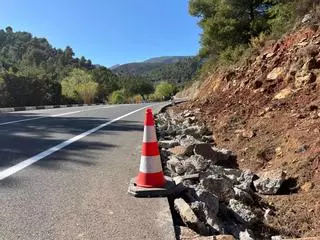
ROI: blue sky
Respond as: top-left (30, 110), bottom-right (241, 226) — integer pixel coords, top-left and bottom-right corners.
top-left (0, 0), bottom-right (201, 67)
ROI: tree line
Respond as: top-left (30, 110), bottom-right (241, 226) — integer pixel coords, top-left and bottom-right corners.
top-left (0, 27), bottom-right (177, 107)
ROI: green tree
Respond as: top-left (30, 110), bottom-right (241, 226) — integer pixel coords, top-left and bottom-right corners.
top-left (125, 77), bottom-right (154, 99)
top-left (154, 82), bottom-right (177, 100)
top-left (90, 67), bottom-right (120, 102)
top-left (61, 68), bottom-right (98, 104)
top-left (189, 0), bottom-right (270, 57)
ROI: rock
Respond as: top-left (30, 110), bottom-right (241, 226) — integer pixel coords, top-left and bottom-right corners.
top-left (167, 156), bottom-right (186, 175)
top-left (271, 236), bottom-right (282, 240)
top-left (236, 170), bottom-right (255, 192)
top-left (178, 226), bottom-right (213, 240)
top-left (302, 13), bottom-right (312, 23)
top-left (194, 144), bottom-right (218, 164)
top-left (295, 71), bottom-right (316, 88)
top-left (234, 187), bottom-right (254, 204)
top-left (183, 110), bottom-right (194, 118)
top-left (185, 155), bottom-right (212, 172)
top-left (228, 199), bottom-right (258, 224)
top-left (169, 145), bottom-right (188, 156)
top-left (211, 147), bottom-right (237, 168)
top-left (195, 186), bottom-right (220, 216)
top-left (239, 229), bottom-right (255, 240)
top-left (302, 57), bottom-right (318, 71)
top-left (159, 139), bottom-right (179, 149)
top-left (182, 125), bottom-right (212, 139)
top-left (242, 130), bottom-right (256, 139)
top-left (253, 169), bottom-right (286, 194)
top-left (180, 135), bottom-right (203, 156)
top-left (257, 146), bottom-right (276, 161)
top-left (275, 147), bottom-right (283, 157)
top-left (183, 116), bottom-right (197, 126)
top-left (274, 87), bottom-right (293, 100)
top-left (174, 198), bottom-right (210, 235)
top-left (201, 175), bottom-right (235, 202)
top-left (264, 208), bottom-right (275, 223)
top-left (295, 144), bottom-right (309, 153)
top-left (267, 67), bottom-right (285, 81)
top-left (202, 165), bottom-right (243, 184)
top-left (214, 235), bottom-right (236, 240)
top-left (301, 181), bottom-right (314, 192)
top-left (190, 200), bottom-right (221, 234)
top-left (202, 135), bottom-right (215, 143)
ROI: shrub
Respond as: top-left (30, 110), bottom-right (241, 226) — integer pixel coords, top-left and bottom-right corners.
top-left (109, 89), bottom-right (126, 104)
top-left (132, 95), bottom-right (143, 103)
top-left (218, 44), bottom-right (249, 66)
top-left (154, 82), bottom-right (177, 100)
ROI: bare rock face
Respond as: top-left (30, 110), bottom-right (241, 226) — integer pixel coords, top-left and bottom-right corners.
top-left (174, 198), bottom-right (210, 235)
top-left (253, 169), bottom-right (286, 195)
top-left (228, 199), bottom-right (258, 224)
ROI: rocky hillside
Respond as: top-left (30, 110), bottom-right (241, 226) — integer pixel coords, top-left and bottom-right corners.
top-left (167, 17), bottom-right (320, 239)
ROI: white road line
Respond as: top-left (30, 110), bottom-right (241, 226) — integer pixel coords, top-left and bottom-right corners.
top-left (0, 104), bottom-right (155, 180)
top-left (0, 105), bottom-right (114, 126)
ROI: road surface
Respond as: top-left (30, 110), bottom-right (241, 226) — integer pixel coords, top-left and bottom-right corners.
top-left (0, 103), bottom-right (175, 240)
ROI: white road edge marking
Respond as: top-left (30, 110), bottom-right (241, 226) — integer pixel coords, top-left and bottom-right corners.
top-left (0, 105), bottom-right (114, 126)
top-left (0, 104), bottom-right (156, 180)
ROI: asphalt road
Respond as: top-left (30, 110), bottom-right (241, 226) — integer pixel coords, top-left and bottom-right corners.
top-left (0, 103), bottom-right (175, 240)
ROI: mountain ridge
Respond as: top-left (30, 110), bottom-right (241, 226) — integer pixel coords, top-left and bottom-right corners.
top-left (110, 56), bottom-right (193, 70)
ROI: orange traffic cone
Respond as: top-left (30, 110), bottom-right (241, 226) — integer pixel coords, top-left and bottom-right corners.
top-left (128, 108), bottom-right (178, 198)
top-left (136, 108), bottom-right (166, 188)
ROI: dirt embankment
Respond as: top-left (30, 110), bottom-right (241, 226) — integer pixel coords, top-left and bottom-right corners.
top-left (171, 22), bottom-right (320, 238)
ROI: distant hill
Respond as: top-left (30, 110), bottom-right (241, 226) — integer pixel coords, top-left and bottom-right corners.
top-left (143, 56), bottom-right (192, 64)
top-left (112, 56), bottom-right (201, 85)
top-left (109, 64), bottom-right (120, 70)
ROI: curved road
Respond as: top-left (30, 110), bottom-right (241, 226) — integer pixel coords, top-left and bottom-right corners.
top-left (0, 103), bottom-right (175, 240)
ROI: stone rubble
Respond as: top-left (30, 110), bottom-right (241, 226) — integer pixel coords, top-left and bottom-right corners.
top-left (155, 109), bottom-right (290, 240)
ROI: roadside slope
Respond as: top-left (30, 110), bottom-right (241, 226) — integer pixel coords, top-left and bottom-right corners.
top-left (171, 21), bottom-right (320, 238)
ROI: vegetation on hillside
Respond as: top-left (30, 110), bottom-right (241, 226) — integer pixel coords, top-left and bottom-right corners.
top-left (189, 0), bottom-right (319, 70)
top-left (0, 27), bottom-right (179, 107)
top-left (112, 56), bottom-right (201, 85)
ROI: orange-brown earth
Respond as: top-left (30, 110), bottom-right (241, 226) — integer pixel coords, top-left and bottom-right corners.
top-left (171, 23), bottom-right (320, 238)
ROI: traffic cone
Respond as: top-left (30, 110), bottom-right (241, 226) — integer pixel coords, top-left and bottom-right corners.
top-left (136, 108), bottom-right (166, 188)
top-left (128, 108), bottom-right (179, 198)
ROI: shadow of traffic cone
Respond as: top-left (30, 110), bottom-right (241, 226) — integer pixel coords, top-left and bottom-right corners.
top-left (128, 108), bottom-right (178, 198)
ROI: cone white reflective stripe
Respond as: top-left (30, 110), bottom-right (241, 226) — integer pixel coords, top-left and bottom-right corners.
top-left (139, 155), bottom-right (163, 173)
top-left (142, 126), bottom-right (157, 143)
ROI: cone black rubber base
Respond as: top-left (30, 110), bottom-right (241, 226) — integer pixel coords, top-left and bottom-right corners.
top-left (128, 176), bottom-right (183, 198)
